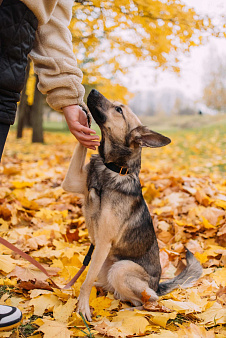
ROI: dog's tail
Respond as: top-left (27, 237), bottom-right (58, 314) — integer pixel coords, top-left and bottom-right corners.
top-left (157, 248), bottom-right (202, 296)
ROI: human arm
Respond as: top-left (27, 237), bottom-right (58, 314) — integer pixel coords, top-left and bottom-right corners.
top-left (28, 0), bottom-right (85, 111)
top-left (25, 1), bottom-right (100, 148)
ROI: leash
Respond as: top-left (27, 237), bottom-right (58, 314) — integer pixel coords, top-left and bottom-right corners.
top-left (0, 237), bottom-right (94, 290)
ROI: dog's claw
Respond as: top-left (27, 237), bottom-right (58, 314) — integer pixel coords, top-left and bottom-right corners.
top-left (77, 300), bottom-right (92, 322)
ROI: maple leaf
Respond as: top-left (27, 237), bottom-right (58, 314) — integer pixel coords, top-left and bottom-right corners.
top-left (53, 297), bottom-right (77, 323)
top-left (201, 207), bottom-right (225, 226)
top-left (18, 280), bottom-right (54, 291)
top-left (160, 299), bottom-right (202, 313)
top-left (94, 312), bottom-right (150, 338)
top-left (27, 235), bottom-right (49, 250)
top-left (211, 267), bottom-right (226, 287)
top-left (0, 255), bottom-right (16, 273)
top-left (178, 323), bottom-right (215, 338)
top-left (30, 294), bottom-right (62, 316)
top-left (196, 302), bottom-right (226, 327)
top-left (8, 265), bottom-right (59, 282)
top-left (37, 319), bottom-right (72, 338)
top-left (216, 285), bottom-right (226, 306)
top-left (149, 312), bottom-right (177, 329)
top-left (143, 300), bottom-right (172, 313)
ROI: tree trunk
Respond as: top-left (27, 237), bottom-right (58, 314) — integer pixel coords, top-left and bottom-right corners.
top-left (17, 59), bottom-right (31, 138)
top-left (31, 74), bottom-right (44, 143)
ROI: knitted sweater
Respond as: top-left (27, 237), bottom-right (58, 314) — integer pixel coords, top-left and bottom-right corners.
top-left (20, 0), bottom-right (85, 112)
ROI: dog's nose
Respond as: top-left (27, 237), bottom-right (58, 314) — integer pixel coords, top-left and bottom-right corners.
top-left (90, 89), bottom-right (100, 96)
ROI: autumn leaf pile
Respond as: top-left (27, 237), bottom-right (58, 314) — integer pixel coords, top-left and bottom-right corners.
top-left (0, 125), bottom-right (225, 338)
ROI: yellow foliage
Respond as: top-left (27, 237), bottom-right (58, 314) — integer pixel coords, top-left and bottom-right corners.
top-left (26, 62), bottom-right (36, 106)
top-left (25, 1), bottom-right (225, 106)
top-left (0, 255), bottom-right (16, 273)
top-left (37, 319), bottom-right (71, 338)
top-left (53, 297), bottom-right (77, 323)
top-left (90, 295), bottom-right (112, 317)
top-left (0, 128), bottom-right (225, 337)
top-left (211, 268), bottom-right (226, 287)
top-left (29, 294), bottom-right (62, 316)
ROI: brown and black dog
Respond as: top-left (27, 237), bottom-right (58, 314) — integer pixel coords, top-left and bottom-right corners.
top-left (62, 89), bottom-right (202, 321)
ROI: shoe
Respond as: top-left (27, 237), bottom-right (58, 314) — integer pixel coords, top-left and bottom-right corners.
top-left (0, 305), bottom-right (22, 331)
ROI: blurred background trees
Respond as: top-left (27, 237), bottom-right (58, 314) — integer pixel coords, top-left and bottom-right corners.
top-left (17, 0), bottom-right (226, 142)
top-left (203, 49), bottom-right (226, 112)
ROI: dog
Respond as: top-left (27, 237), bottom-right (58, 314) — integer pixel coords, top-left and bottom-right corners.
top-left (62, 89), bottom-right (202, 321)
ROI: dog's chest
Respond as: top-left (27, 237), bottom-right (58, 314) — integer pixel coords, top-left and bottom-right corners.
top-left (84, 158), bottom-right (141, 241)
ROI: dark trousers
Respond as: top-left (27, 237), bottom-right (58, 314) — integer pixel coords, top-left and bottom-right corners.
top-left (0, 123), bottom-right (9, 160)
top-left (0, 0), bottom-right (38, 161)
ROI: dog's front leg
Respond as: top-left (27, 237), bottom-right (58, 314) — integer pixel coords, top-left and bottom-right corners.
top-left (77, 241), bottom-right (111, 321)
top-left (62, 143), bottom-right (87, 194)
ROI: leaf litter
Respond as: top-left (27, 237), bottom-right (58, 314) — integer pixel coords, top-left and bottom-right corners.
top-left (0, 128), bottom-right (225, 337)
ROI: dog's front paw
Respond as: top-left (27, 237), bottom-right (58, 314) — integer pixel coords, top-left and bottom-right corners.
top-left (77, 298), bottom-right (92, 322)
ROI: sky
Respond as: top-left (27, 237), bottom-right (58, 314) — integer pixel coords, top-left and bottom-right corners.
top-left (124, 0), bottom-right (226, 102)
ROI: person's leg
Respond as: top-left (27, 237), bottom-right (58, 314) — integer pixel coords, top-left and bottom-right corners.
top-left (0, 0), bottom-right (38, 161)
top-left (0, 123), bottom-right (10, 160)
top-left (0, 0), bottom-right (38, 329)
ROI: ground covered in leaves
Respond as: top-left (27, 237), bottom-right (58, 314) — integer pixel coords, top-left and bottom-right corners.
top-left (0, 123), bottom-right (225, 338)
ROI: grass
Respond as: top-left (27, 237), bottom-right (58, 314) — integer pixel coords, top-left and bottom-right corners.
top-left (8, 114), bottom-right (226, 177)
top-left (140, 113), bottom-right (226, 133)
top-left (12, 113), bottom-right (226, 135)
top-left (17, 316), bottom-right (40, 337)
top-left (0, 285), bottom-right (16, 298)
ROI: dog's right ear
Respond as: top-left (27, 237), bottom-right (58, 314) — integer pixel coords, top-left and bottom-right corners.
top-left (131, 126), bottom-right (171, 148)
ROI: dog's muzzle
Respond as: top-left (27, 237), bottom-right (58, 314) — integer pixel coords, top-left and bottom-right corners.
top-left (87, 89), bottom-right (111, 125)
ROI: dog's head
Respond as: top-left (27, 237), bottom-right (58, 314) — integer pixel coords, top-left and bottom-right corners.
top-left (87, 89), bottom-right (171, 164)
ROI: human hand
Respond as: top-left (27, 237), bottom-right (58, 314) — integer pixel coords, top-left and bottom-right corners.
top-left (63, 105), bottom-right (100, 150)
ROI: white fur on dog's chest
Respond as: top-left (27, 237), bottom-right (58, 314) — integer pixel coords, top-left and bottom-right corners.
top-left (84, 188), bottom-right (124, 243)
top-left (88, 188), bottom-right (97, 201)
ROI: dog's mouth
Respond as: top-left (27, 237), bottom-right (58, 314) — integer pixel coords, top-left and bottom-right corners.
top-left (87, 89), bottom-right (111, 125)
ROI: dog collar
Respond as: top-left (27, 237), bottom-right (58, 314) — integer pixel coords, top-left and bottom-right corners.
top-left (104, 162), bottom-right (130, 176)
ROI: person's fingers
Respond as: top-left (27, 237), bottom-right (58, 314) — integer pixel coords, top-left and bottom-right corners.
top-left (70, 122), bottom-right (97, 135)
top-left (72, 133), bottom-right (100, 142)
top-left (80, 140), bottom-right (100, 147)
top-left (71, 130), bottom-right (100, 142)
top-left (79, 125), bottom-right (97, 135)
top-left (72, 130), bottom-right (100, 147)
top-left (79, 140), bottom-right (99, 150)
top-left (83, 144), bottom-right (98, 150)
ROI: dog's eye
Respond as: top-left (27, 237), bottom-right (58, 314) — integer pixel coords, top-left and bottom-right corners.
top-left (115, 106), bottom-right (123, 114)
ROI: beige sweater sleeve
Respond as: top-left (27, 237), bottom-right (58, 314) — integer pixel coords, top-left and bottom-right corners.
top-left (20, 0), bottom-right (85, 111)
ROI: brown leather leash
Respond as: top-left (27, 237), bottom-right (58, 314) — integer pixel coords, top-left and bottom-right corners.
top-left (0, 237), bottom-right (94, 290)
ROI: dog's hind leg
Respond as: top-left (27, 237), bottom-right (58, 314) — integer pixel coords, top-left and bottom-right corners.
top-left (108, 260), bottom-right (158, 306)
top-left (94, 257), bottom-right (115, 293)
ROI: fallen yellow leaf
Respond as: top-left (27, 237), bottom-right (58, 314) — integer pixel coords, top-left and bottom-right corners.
top-left (53, 297), bottom-right (77, 323)
top-left (37, 319), bottom-right (72, 338)
top-left (211, 268), bottom-right (226, 287)
top-left (160, 299), bottom-right (201, 313)
top-left (196, 302), bottom-right (226, 326)
top-left (29, 294), bottom-right (62, 316)
top-left (90, 296), bottom-right (112, 317)
top-left (0, 255), bottom-right (16, 273)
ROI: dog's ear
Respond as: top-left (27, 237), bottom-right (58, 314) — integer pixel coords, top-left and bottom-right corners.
top-left (132, 126), bottom-right (171, 148)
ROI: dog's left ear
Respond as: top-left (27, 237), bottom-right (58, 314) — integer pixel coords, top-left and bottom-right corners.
top-left (132, 126), bottom-right (171, 148)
